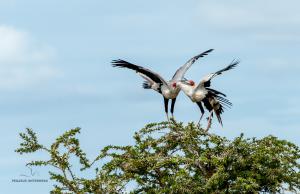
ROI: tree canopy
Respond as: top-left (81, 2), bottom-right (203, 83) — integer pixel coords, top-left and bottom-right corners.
top-left (16, 121), bottom-right (300, 193)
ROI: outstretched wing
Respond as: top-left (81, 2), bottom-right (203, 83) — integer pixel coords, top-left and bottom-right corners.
top-left (112, 59), bottom-right (169, 87)
top-left (196, 59), bottom-right (239, 89)
top-left (171, 49), bottom-right (214, 81)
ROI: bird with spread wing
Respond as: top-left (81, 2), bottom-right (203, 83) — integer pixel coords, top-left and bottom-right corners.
top-left (112, 49), bottom-right (213, 122)
top-left (177, 60), bottom-right (239, 131)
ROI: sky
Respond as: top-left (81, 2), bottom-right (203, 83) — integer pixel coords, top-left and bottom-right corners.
top-left (0, 0), bottom-right (300, 193)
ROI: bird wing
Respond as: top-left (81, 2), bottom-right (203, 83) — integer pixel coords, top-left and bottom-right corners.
top-left (138, 73), bottom-right (155, 85)
top-left (196, 59), bottom-right (239, 89)
top-left (112, 59), bottom-right (169, 87)
top-left (171, 49), bottom-right (214, 81)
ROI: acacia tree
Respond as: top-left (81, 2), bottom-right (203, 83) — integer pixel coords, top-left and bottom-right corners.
top-left (16, 121), bottom-right (300, 193)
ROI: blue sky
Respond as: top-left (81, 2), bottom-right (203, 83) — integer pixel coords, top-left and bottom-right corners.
top-left (1, 0), bottom-right (300, 193)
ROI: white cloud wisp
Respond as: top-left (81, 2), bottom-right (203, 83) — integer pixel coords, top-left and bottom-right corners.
top-left (0, 25), bottom-right (59, 90)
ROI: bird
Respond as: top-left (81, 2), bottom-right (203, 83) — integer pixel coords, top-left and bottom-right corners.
top-left (177, 60), bottom-right (239, 130)
top-left (111, 49), bottom-right (214, 122)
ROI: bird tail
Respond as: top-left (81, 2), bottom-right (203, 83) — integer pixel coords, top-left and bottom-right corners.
top-left (207, 92), bottom-right (225, 127)
top-left (212, 98), bottom-right (224, 126)
top-left (142, 81), bottom-right (151, 89)
top-left (208, 90), bottom-right (232, 108)
top-left (216, 96), bottom-right (232, 108)
top-left (214, 109), bottom-right (223, 127)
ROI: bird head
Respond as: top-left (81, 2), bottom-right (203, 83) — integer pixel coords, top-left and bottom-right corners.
top-left (179, 78), bottom-right (195, 87)
top-left (172, 82), bottom-right (177, 88)
top-left (188, 80), bottom-right (195, 86)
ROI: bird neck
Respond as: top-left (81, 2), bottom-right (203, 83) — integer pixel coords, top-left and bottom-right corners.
top-left (178, 83), bottom-right (194, 97)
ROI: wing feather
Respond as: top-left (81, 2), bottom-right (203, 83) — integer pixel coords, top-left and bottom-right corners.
top-left (196, 59), bottom-right (239, 90)
top-left (112, 59), bottom-right (169, 87)
top-left (171, 49), bottom-right (214, 81)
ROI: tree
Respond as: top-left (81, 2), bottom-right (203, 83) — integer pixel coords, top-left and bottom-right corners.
top-left (16, 121), bottom-right (300, 193)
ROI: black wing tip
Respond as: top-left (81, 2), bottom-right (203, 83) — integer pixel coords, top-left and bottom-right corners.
top-left (111, 59), bottom-right (120, 66)
top-left (112, 59), bottom-right (123, 63)
top-left (204, 48), bottom-right (214, 53)
top-left (229, 59), bottom-right (240, 68)
top-left (199, 49), bottom-right (214, 57)
top-left (111, 59), bottom-right (130, 68)
top-left (220, 59), bottom-right (239, 72)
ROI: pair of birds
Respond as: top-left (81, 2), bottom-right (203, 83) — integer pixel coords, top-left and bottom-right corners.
top-left (112, 49), bottom-right (238, 130)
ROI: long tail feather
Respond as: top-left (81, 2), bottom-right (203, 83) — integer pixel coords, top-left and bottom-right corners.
top-left (215, 110), bottom-right (223, 126)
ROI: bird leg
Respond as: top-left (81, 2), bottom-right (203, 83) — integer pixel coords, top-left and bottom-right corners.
top-left (166, 112), bottom-right (170, 123)
top-left (205, 111), bottom-right (213, 132)
top-left (164, 98), bottom-right (170, 124)
top-left (197, 113), bottom-right (204, 127)
top-left (196, 102), bottom-right (205, 127)
top-left (170, 98), bottom-right (177, 121)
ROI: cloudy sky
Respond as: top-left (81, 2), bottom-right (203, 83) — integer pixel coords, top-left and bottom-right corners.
top-left (1, 0), bottom-right (300, 193)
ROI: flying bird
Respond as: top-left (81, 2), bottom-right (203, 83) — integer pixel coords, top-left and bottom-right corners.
top-left (177, 60), bottom-right (239, 130)
top-left (111, 49), bottom-right (214, 121)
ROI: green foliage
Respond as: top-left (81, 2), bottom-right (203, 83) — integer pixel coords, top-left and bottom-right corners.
top-left (16, 122), bottom-right (300, 193)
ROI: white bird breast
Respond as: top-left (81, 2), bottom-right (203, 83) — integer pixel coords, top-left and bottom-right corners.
top-left (192, 89), bottom-right (207, 102)
top-left (161, 85), bottom-right (178, 99)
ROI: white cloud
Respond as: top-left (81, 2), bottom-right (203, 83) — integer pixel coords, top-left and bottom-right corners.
top-left (0, 25), bottom-right (59, 90)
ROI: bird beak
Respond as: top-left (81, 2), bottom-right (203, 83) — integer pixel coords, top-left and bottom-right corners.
top-left (179, 79), bottom-right (188, 84)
